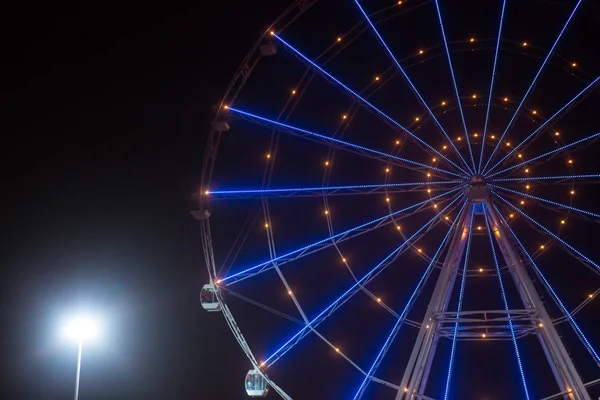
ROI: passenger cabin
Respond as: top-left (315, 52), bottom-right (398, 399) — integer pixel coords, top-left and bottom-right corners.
top-left (245, 369), bottom-right (269, 397)
top-left (200, 284), bottom-right (221, 312)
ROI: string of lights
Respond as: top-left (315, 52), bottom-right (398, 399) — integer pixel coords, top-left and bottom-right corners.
top-left (491, 174), bottom-right (600, 182)
top-left (490, 184), bottom-right (600, 219)
top-left (481, 0), bottom-right (584, 174)
top-left (486, 131), bottom-right (600, 178)
top-left (206, 180), bottom-right (464, 198)
top-left (263, 195), bottom-right (465, 366)
top-left (483, 204), bottom-right (531, 400)
top-left (494, 192), bottom-right (600, 273)
top-left (221, 186), bottom-right (465, 284)
top-left (434, 0), bottom-right (476, 173)
top-left (443, 203), bottom-right (475, 400)
top-left (494, 205), bottom-right (600, 365)
top-left (485, 76), bottom-right (600, 176)
top-left (227, 106), bottom-right (467, 178)
top-left (271, 33), bottom-right (471, 177)
top-left (352, 201), bottom-right (469, 399)
top-left (352, 0), bottom-right (473, 175)
top-left (478, 0), bottom-right (507, 174)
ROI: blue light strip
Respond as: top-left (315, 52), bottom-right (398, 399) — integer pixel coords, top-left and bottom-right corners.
top-left (483, 204), bottom-right (531, 400)
top-left (494, 204), bottom-right (600, 364)
top-left (491, 173), bottom-right (600, 182)
top-left (264, 195), bottom-right (464, 365)
top-left (443, 203), bottom-right (475, 400)
top-left (485, 76), bottom-right (600, 176)
top-left (434, 0), bottom-right (476, 174)
top-left (481, 0), bottom-right (584, 174)
top-left (351, 202), bottom-right (468, 399)
top-left (490, 184), bottom-right (600, 219)
top-left (494, 192), bottom-right (600, 272)
top-left (271, 33), bottom-right (471, 177)
top-left (478, 0), bottom-right (507, 174)
top-left (228, 107), bottom-right (466, 179)
top-left (486, 132), bottom-right (600, 178)
top-left (352, 0), bottom-right (473, 175)
top-left (208, 180), bottom-right (464, 196)
top-left (222, 186), bottom-right (465, 283)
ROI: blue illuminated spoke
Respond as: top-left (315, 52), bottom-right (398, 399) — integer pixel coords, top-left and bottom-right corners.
top-left (494, 192), bottom-right (600, 273)
top-left (490, 184), bottom-right (600, 219)
top-left (483, 205), bottom-right (531, 400)
top-left (351, 202), bottom-right (469, 400)
top-left (485, 76), bottom-right (600, 176)
top-left (221, 186), bottom-right (465, 284)
top-left (271, 33), bottom-right (471, 177)
top-left (443, 203), bottom-right (475, 400)
top-left (227, 107), bottom-right (466, 178)
top-left (486, 132), bottom-right (600, 179)
top-left (263, 195), bottom-right (465, 366)
top-left (491, 174), bottom-right (600, 183)
top-left (352, 0), bottom-right (473, 175)
top-left (207, 180), bottom-right (464, 198)
top-left (494, 205), bottom-right (600, 364)
top-left (479, 0), bottom-right (507, 174)
top-left (482, 0), bottom-right (584, 174)
top-left (434, 0), bottom-right (476, 174)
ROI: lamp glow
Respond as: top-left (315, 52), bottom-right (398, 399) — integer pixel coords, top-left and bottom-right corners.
top-left (61, 314), bottom-right (103, 400)
top-left (63, 316), bottom-right (100, 342)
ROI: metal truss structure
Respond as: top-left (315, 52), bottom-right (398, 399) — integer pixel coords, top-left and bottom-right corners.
top-left (194, 0), bottom-right (600, 399)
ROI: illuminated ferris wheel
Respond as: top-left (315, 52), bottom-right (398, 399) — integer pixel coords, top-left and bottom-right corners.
top-left (194, 0), bottom-right (600, 398)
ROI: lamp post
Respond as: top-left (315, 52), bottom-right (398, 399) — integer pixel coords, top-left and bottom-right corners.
top-left (62, 317), bottom-right (99, 400)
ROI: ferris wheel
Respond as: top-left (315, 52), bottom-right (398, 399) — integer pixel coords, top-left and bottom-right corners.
top-left (194, 0), bottom-right (600, 398)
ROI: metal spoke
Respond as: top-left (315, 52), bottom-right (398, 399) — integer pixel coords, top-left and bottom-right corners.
top-left (352, 201), bottom-right (468, 400)
top-left (434, 0), bottom-right (476, 173)
top-left (491, 184), bottom-right (600, 219)
top-left (227, 106), bottom-right (466, 178)
top-left (207, 180), bottom-right (464, 199)
top-left (220, 286), bottom-right (305, 325)
top-left (352, 0), bottom-right (473, 175)
top-left (495, 205), bottom-right (600, 366)
top-left (271, 32), bottom-right (471, 176)
top-left (553, 289), bottom-right (600, 325)
top-left (221, 186), bottom-right (464, 285)
top-left (486, 132), bottom-right (600, 179)
top-left (491, 174), bottom-right (600, 183)
top-left (494, 192), bottom-right (600, 275)
top-left (482, 0), bottom-right (584, 174)
top-left (263, 194), bottom-right (465, 367)
top-left (478, 0), bottom-right (507, 174)
top-left (483, 204), bottom-right (531, 400)
top-left (443, 203), bottom-right (475, 400)
top-left (485, 76), bottom-right (600, 176)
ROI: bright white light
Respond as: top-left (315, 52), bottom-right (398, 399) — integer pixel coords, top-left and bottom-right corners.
top-left (62, 316), bottom-right (100, 342)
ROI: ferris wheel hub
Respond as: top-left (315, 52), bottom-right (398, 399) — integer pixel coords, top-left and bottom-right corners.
top-left (470, 174), bottom-right (485, 185)
top-left (468, 175), bottom-right (489, 203)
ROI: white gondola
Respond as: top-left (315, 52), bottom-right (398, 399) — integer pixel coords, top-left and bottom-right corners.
top-left (200, 283), bottom-right (221, 312)
top-left (245, 369), bottom-right (269, 397)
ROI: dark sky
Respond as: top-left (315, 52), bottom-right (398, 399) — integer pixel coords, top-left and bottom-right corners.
top-left (2, 0), bottom-right (600, 399)
top-left (2, 0), bottom-right (282, 398)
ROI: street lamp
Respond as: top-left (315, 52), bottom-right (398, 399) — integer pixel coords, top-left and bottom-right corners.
top-left (62, 316), bottom-right (100, 400)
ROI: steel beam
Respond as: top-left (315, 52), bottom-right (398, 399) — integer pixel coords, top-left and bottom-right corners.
top-left (396, 184), bottom-right (591, 400)
top-left (484, 197), bottom-right (591, 400)
top-left (396, 203), bottom-right (472, 399)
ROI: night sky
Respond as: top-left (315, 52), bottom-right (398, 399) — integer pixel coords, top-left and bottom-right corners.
top-left (2, 0), bottom-right (600, 399)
